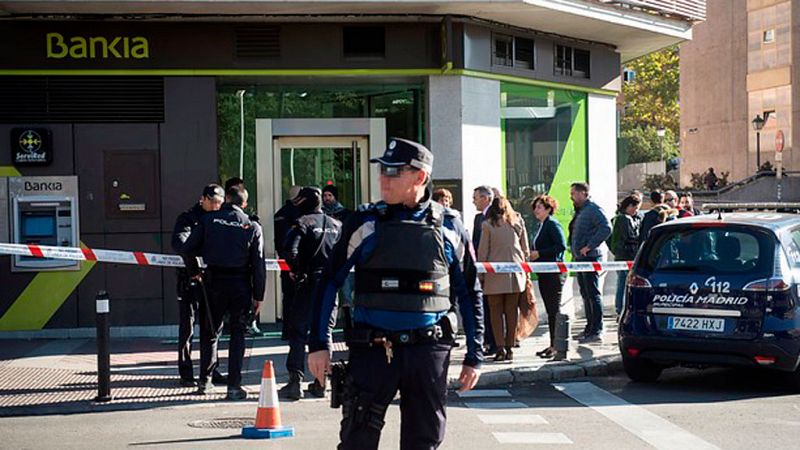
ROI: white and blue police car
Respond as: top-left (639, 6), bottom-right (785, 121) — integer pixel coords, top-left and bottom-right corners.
top-left (619, 205), bottom-right (800, 385)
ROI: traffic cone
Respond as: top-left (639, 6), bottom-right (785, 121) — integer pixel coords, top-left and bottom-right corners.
top-left (242, 360), bottom-right (295, 439)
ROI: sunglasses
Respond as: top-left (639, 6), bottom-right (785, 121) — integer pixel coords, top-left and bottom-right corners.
top-left (380, 165), bottom-right (417, 177)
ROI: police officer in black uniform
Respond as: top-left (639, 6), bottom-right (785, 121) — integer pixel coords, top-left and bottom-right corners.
top-left (182, 186), bottom-right (266, 400)
top-left (278, 187), bottom-right (341, 400)
top-left (274, 185), bottom-right (302, 340)
top-left (171, 184), bottom-right (227, 387)
top-left (308, 138), bottom-right (484, 450)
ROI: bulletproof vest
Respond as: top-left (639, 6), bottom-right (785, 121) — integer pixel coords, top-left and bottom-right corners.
top-left (354, 203), bottom-right (451, 313)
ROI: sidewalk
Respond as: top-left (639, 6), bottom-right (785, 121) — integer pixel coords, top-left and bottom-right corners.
top-left (0, 315), bottom-right (622, 418)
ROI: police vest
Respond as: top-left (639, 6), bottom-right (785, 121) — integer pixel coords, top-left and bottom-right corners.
top-left (354, 203), bottom-right (451, 313)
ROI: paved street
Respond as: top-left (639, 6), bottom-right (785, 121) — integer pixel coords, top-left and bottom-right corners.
top-left (3, 367), bottom-right (800, 449)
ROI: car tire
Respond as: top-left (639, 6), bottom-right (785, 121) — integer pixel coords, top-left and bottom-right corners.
top-left (622, 355), bottom-right (663, 382)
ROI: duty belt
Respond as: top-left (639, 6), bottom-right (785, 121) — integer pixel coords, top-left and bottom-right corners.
top-left (345, 324), bottom-right (447, 347)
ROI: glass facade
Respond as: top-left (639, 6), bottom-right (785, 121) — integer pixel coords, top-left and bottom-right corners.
top-left (501, 83), bottom-right (587, 252)
top-left (217, 83), bottom-right (424, 208)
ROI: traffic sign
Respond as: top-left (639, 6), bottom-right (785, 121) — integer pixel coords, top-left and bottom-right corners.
top-left (776, 130), bottom-right (785, 153)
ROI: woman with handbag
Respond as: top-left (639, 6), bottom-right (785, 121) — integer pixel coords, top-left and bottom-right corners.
top-left (530, 195), bottom-right (567, 359)
top-left (478, 197), bottom-right (529, 362)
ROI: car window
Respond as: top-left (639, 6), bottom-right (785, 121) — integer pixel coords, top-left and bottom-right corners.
top-left (785, 227), bottom-right (800, 266)
top-left (642, 226), bottom-right (774, 275)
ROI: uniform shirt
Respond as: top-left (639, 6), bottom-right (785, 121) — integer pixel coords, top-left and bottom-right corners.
top-left (309, 194), bottom-right (485, 368)
top-left (284, 211), bottom-right (342, 275)
top-left (181, 204), bottom-right (266, 301)
top-left (171, 203), bottom-right (204, 279)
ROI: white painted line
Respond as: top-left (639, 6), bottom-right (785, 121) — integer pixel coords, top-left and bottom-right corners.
top-left (478, 414), bottom-right (548, 425)
top-left (493, 432), bottom-right (572, 444)
top-left (464, 401), bottom-right (529, 410)
top-left (456, 389), bottom-right (511, 398)
top-left (554, 382), bottom-right (719, 450)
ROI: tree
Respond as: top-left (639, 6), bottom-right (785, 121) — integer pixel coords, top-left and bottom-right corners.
top-left (619, 126), bottom-right (679, 164)
top-left (621, 46), bottom-right (680, 136)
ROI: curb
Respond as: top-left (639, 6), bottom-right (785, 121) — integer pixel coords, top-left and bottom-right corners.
top-left (447, 353), bottom-right (623, 389)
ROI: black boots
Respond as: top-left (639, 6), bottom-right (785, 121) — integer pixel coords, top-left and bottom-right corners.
top-left (278, 372), bottom-right (302, 401)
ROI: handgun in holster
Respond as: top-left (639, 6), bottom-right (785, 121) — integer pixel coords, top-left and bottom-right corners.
top-left (329, 360), bottom-right (348, 409)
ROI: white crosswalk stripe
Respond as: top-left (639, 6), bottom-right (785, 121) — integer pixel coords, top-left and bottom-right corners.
top-left (456, 389), bottom-right (511, 398)
top-left (477, 414), bottom-right (548, 425)
top-left (493, 432), bottom-right (573, 444)
top-left (464, 401), bottom-right (529, 410)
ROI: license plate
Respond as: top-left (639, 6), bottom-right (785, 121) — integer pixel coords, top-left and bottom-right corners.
top-left (668, 316), bottom-right (725, 333)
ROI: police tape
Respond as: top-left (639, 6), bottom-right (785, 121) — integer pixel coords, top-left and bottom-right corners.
top-left (0, 242), bottom-right (631, 274)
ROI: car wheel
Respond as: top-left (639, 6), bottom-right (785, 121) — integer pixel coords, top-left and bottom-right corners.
top-left (622, 355), bottom-right (663, 382)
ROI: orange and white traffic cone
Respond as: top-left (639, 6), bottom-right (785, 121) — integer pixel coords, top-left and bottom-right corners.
top-left (242, 360), bottom-right (295, 439)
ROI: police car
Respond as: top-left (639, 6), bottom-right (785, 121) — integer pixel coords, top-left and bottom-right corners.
top-left (619, 205), bottom-right (800, 385)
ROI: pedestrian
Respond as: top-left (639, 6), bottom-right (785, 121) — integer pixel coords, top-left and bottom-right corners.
top-left (677, 193), bottom-right (695, 218)
top-left (662, 190), bottom-right (680, 222)
top-left (477, 196), bottom-right (529, 362)
top-left (529, 195), bottom-right (566, 360)
top-left (683, 191), bottom-right (702, 215)
top-left (568, 182), bottom-right (612, 343)
top-left (703, 167), bottom-right (718, 191)
top-left (322, 184), bottom-right (352, 223)
top-left (471, 184), bottom-right (497, 355)
top-left (170, 184), bottom-right (227, 387)
top-left (608, 195), bottom-right (642, 315)
top-left (432, 187), bottom-right (453, 208)
top-left (225, 177), bottom-right (264, 337)
top-left (639, 190), bottom-right (668, 242)
top-left (181, 186), bottom-right (266, 400)
top-left (274, 185), bottom-right (302, 340)
top-left (279, 187), bottom-right (341, 401)
top-left (308, 137), bottom-right (483, 450)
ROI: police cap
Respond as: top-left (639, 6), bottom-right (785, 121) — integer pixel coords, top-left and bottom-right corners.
top-left (370, 138), bottom-right (433, 173)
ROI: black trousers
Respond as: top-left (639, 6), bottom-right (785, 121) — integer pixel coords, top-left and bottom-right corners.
top-left (537, 273), bottom-right (565, 347)
top-left (285, 272), bottom-right (321, 377)
top-left (177, 279), bottom-right (199, 380)
top-left (199, 276), bottom-right (251, 388)
top-left (280, 272), bottom-right (295, 340)
top-left (339, 342), bottom-right (452, 450)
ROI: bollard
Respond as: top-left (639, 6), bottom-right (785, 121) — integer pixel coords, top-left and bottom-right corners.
top-left (95, 290), bottom-right (112, 403)
top-left (553, 313), bottom-right (570, 361)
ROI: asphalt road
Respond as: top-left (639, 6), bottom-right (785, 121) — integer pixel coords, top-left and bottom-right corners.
top-left (3, 367), bottom-right (800, 449)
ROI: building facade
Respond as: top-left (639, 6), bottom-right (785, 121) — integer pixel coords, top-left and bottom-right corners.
top-left (681, 0), bottom-right (796, 186)
top-left (0, 0), bottom-right (701, 333)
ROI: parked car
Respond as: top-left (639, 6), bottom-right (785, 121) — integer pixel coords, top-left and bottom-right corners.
top-left (619, 210), bottom-right (800, 386)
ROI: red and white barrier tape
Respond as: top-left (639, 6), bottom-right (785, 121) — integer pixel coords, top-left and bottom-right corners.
top-left (0, 242), bottom-right (632, 274)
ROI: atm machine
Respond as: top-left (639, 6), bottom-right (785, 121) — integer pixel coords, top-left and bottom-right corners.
top-left (4, 176), bottom-right (80, 272)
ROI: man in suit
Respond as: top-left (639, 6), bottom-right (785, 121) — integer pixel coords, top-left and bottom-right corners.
top-left (471, 185), bottom-right (496, 354)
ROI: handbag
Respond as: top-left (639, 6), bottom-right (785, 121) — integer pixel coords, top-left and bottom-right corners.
top-left (516, 277), bottom-right (539, 340)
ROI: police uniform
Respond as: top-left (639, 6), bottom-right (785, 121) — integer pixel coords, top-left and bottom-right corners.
top-left (170, 186), bottom-right (226, 386)
top-left (309, 139), bottom-right (484, 450)
top-left (182, 198), bottom-right (266, 400)
top-left (274, 197), bottom-right (300, 339)
top-left (280, 187), bottom-right (341, 400)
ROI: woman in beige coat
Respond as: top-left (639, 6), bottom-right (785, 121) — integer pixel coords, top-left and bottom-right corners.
top-left (477, 197), bottom-right (529, 361)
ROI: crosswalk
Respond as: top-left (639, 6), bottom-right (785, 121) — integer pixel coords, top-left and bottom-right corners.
top-left (456, 382), bottom-right (719, 448)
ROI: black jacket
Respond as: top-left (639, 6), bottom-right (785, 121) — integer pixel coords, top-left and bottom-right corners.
top-left (284, 211), bottom-right (342, 275)
top-left (472, 212), bottom-right (485, 250)
top-left (531, 216), bottom-right (567, 262)
top-left (171, 203), bottom-right (205, 279)
top-left (182, 204), bottom-right (266, 301)
top-left (273, 200), bottom-right (299, 258)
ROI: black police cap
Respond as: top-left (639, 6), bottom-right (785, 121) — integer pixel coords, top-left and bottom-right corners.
top-left (370, 138), bottom-right (433, 173)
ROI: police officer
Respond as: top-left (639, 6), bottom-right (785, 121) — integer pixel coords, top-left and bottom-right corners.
top-left (308, 138), bottom-right (484, 450)
top-left (170, 184), bottom-right (227, 387)
top-left (274, 185), bottom-right (302, 340)
top-left (278, 187), bottom-right (341, 400)
top-left (182, 186), bottom-right (266, 400)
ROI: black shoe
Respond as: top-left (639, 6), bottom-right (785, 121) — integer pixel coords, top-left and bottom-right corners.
top-left (307, 380), bottom-right (326, 398)
top-left (212, 373), bottom-right (229, 385)
top-left (226, 386), bottom-right (247, 401)
top-left (578, 334), bottom-right (602, 344)
top-left (535, 347), bottom-right (550, 357)
top-left (538, 348), bottom-right (555, 359)
top-left (278, 374), bottom-right (302, 401)
top-left (551, 351), bottom-right (568, 361)
top-left (179, 378), bottom-right (198, 388)
top-left (197, 380), bottom-right (216, 395)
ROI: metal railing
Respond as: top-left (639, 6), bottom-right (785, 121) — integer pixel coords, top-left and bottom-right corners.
top-left (598, 0), bottom-right (706, 22)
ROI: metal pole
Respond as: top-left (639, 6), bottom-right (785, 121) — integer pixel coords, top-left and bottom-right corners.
top-left (756, 131), bottom-right (761, 172)
top-left (238, 90), bottom-right (246, 179)
top-left (553, 313), bottom-right (570, 361)
top-left (95, 291), bottom-right (112, 402)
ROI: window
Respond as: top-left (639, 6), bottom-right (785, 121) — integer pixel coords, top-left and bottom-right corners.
top-left (343, 26), bottom-right (385, 59)
top-left (493, 34), bottom-right (513, 67)
top-left (763, 29), bottom-right (775, 44)
top-left (555, 44), bottom-right (590, 78)
top-left (493, 34), bottom-right (535, 70)
top-left (623, 68), bottom-right (636, 82)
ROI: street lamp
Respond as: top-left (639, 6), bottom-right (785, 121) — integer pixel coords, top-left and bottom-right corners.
top-left (656, 127), bottom-right (666, 163)
top-left (752, 113), bottom-right (769, 172)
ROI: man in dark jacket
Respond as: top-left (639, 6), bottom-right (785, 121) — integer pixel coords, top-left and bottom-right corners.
top-left (609, 195), bottom-right (642, 315)
top-left (471, 185), bottom-right (496, 354)
top-left (639, 190), bottom-right (668, 242)
top-left (170, 184), bottom-right (226, 387)
top-left (322, 184), bottom-right (352, 223)
top-left (182, 187), bottom-right (266, 400)
top-left (568, 182), bottom-right (612, 343)
top-left (274, 186), bottom-right (302, 340)
top-left (279, 187), bottom-right (341, 400)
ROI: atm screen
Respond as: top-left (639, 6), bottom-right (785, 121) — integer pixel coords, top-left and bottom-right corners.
top-left (22, 215), bottom-right (56, 237)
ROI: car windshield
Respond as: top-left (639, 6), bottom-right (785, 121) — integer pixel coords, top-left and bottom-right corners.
top-left (642, 226), bottom-right (774, 275)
